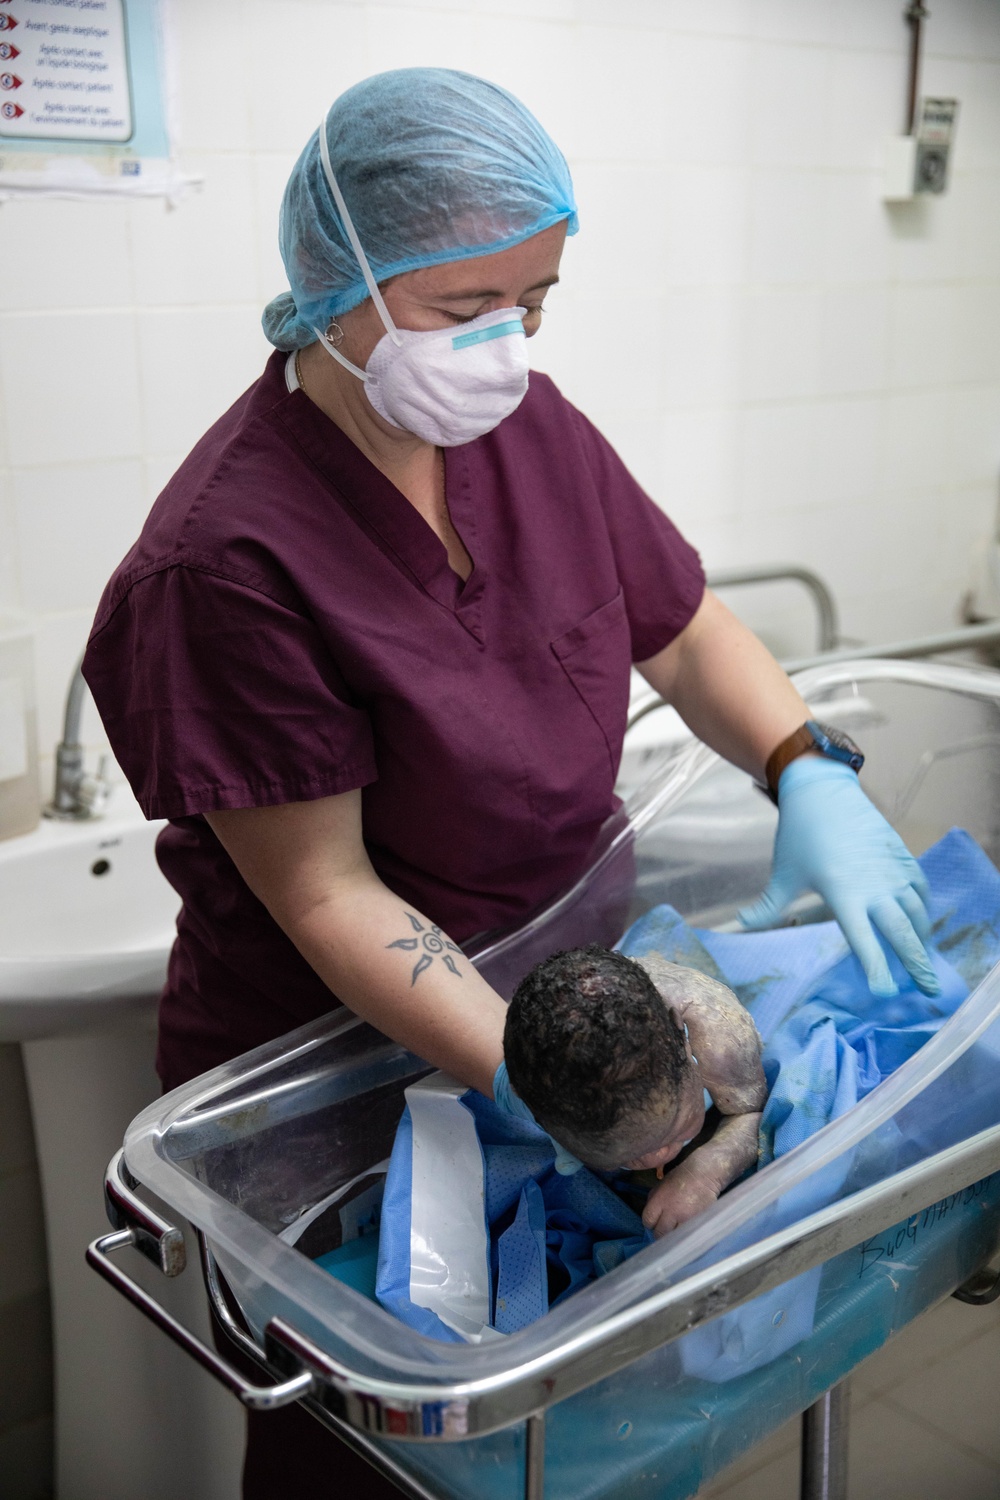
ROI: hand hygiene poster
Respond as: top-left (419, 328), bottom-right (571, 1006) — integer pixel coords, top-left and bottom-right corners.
top-left (0, 0), bottom-right (190, 198)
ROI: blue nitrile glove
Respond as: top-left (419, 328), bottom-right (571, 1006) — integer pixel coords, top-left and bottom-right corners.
top-left (493, 1060), bottom-right (583, 1175)
top-left (739, 757), bottom-right (941, 999)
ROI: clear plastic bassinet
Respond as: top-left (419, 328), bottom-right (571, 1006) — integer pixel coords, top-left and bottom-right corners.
top-left (91, 660), bottom-right (1000, 1500)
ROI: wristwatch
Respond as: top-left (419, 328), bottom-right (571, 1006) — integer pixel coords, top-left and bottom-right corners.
top-left (763, 719), bottom-right (864, 803)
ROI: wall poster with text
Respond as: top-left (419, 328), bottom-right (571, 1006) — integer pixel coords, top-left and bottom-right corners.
top-left (0, 0), bottom-right (192, 198)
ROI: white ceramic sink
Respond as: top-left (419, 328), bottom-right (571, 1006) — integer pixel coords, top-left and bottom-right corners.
top-left (0, 785), bottom-right (180, 1041)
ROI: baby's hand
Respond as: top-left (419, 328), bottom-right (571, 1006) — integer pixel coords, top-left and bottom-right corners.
top-left (641, 1162), bottom-right (721, 1238)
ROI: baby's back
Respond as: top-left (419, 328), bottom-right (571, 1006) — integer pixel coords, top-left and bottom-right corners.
top-left (637, 953), bottom-right (766, 1115)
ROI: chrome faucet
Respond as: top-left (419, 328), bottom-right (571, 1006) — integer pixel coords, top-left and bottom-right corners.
top-left (45, 654), bottom-right (113, 820)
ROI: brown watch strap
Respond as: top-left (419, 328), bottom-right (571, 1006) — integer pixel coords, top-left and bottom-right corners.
top-left (765, 724), bottom-right (817, 798)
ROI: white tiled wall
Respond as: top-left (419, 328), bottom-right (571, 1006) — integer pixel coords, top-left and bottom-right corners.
top-left (1, 0), bottom-right (999, 793)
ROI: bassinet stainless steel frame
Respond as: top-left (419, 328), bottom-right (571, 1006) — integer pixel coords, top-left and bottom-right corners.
top-left (87, 657), bottom-right (1000, 1500)
top-left (91, 1115), bottom-right (1000, 1499)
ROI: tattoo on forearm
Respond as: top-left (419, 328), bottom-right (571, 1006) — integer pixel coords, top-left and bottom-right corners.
top-left (387, 914), bottom-right (464, 985)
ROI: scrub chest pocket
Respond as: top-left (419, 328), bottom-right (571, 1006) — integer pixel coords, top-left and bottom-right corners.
top-left (551, 589), bottom-right (632, 782)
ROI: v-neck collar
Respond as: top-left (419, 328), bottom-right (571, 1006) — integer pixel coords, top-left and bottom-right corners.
top-left (272, 367), bottom-right (486, 642)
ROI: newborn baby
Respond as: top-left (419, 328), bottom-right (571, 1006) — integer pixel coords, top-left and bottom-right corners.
top-left (503, 945), bottom-right (767, 1238)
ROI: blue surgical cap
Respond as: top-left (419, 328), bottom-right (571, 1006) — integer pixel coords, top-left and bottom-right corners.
top-left (262, 68), bottom-right (578, 351)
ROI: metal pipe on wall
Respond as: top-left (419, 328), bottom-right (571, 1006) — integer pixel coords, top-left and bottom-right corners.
top-left (905, 1), bottom-right (930, 134)
top-left (625, 619), bottom-right (1000, 736)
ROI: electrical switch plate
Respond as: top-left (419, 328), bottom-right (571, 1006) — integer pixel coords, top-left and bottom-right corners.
top-left (914, 96), bottom-right (958, 194)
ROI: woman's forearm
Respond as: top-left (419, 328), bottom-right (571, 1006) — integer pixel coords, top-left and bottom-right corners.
top-left (637, 589), bottom-right (810, 781)
top-left (205, 796), bottom-right (507, 1098)
top-left (284, 869), bottom-right (507, 1096)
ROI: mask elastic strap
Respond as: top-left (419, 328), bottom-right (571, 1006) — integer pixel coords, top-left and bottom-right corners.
top-left (311, 324), bottom-right (368, 382)
top-left (317, 109), bottom-right (402, 348)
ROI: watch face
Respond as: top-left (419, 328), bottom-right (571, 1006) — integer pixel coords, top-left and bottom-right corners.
top-left (807, 720), bottom-right (865, 771)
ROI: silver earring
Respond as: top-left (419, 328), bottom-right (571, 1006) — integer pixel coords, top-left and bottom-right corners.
top-left (324, 321), bottom-right (345, 347)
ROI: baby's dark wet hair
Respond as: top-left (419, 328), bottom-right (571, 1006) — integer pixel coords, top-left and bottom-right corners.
top-left (504, 945), bottom-right (688, 1153)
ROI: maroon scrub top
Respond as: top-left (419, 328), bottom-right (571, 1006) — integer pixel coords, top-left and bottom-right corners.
top-left (84, 354), bottom-right (704, 1092)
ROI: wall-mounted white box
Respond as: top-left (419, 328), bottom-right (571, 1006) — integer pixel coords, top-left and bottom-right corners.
top-left (0, 619), bottom-right (40, 840)
top-left (884, 134), bottom-right (919, 201)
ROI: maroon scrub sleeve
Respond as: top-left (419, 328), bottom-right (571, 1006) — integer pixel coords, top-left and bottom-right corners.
top-left (568, 402), bottom-right (706, 663)
top-left (84, 566), bottom-right (378, 821)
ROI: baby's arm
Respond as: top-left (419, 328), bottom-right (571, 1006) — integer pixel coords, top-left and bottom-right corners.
top-left (637, 954), bottom-right (767, 1237)
top-left (641, 1111), bottom-right (761, 1237)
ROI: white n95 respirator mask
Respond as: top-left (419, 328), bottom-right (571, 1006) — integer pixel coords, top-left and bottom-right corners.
top-left (312, 114), bottom-right (531, 447)
top-left (365, 306), bottom-right (529, 447)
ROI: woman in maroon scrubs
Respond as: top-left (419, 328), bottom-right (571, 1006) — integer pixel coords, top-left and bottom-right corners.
top-left (84, 68), bottom-right (936, 1498)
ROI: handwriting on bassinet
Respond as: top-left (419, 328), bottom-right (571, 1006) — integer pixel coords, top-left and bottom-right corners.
top-left (858, 1175), bottom-right (995, 1277)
